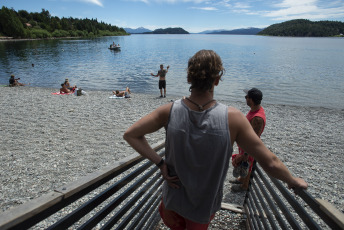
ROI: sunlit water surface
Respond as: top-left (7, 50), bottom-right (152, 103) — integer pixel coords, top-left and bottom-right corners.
top-left (1, 35), bottom-right (343, 109)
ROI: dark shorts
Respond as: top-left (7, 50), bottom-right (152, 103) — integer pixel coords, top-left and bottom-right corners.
top-left (159, 80), bottom-right (166, 89)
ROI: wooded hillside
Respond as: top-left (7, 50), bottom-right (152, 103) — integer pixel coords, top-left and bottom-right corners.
top-left (0, 6), bottom-right (128, 39)
top-left (143, 27), bottom-right (189, 34)
top-left (258, 19), bottom-right (344, 37)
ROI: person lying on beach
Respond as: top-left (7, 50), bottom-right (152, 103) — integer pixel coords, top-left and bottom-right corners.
top-left (9, 74), bottom-right (25, 87)
top-left (124, 49), bottom-right (307, 229)
top-left (60, 83), bottom-right (71, 94)
top-left (112, 87), bottom-right (131, 98)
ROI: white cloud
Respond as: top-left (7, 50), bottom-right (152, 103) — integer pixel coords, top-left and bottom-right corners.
top-left (77, 0), bottom-right (103, 7)
top-left (233, 2), bottom-right (251, 9)
top-left (191, 6), bottom-right (218, 11)
top-left (264, 0), bottom-right (343, 20)
top-left (124, 0), bottom-right (208, 3)
top-left (128, 0), bottom-right (147, 3)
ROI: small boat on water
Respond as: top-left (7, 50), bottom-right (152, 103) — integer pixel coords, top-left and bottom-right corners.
top-left (109, 45), bottom-right (121, 50)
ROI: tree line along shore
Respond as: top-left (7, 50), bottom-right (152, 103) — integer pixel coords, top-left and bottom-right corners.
top-left (258, 19), bottom-right (344, 37)
top-left (0, 7), bottom-right (128, 39)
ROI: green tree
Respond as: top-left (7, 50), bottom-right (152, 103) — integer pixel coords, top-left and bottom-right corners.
top-left (61, 17), bottom-right (72, 31)
top-left (18, 10), bottom-right (31, 22)
top-left (51, 16), bottom-right (62, 31)
top-left (0, 6), bottom-right (26, 38)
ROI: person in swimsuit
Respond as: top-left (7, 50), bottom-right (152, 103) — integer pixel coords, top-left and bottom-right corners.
top-left (113, 87), bottom-right (131, 98)
top-left (60, 83), bottom-right (71, 94)
top-left (9, 74), bottom-right (25, 86)
top-left (151, 64), bottom-right (169, 98)
top-left (64, 78), bottom-right (76, 90)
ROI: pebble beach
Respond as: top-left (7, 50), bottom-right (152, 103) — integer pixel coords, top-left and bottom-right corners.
top-left (1, 86), bottom-right (343, 229)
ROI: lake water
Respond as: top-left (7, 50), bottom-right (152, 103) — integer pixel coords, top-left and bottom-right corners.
top-left (1, 35), bottom-right (343, 109)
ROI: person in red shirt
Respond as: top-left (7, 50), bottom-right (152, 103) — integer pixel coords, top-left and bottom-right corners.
top-left (231, 88), bottom-right (266, 192)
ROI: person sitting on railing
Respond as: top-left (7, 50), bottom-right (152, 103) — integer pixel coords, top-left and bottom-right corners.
top-left (124, 49), bottom-right (308, 230)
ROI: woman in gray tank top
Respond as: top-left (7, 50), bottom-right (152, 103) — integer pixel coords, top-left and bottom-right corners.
top-left (124, 50), bottom-right (307, 229)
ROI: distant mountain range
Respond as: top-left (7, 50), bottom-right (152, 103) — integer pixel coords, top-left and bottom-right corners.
top-left (198, 29), bottom-right (226, 34)
top-left (124, 27), bottom-right (188, 34)
top-left (124, 27), bottom-right (264, 35)
top-left (144, 27), bottom-right (189, 34)
top-left (200, 27), bottom-right (264, 35)
top-left (124, 27), bottom-right (152, 34)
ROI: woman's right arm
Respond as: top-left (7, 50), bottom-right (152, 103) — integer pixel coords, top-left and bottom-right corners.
top-left (123, 103), bottom-right (171, 164)
top-left (123, 103), bottom-right (180, 188)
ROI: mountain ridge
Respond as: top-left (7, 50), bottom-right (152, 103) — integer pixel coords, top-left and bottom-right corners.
top-left (201, 27), bottom-right (264, 35)
top-left (124, 27), bottom-right (264, 35)
top-left (258, 19), bottom-right (344, 37)
top-left (124, 27), bottom-right (152, 34)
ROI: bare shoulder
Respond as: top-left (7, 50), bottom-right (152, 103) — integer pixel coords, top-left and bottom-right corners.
top-left (227, 106), bottom-right (241, 114)
top-left (153, 102), bottom-right (173, 126)
top-left (227, 106), bottom-right (246, 122)
top-left (156, 102), bottom-right (173, 114)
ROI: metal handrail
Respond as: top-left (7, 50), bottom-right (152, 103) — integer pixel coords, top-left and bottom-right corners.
top-left (1, 139), bottom-right (343, 230)
top-left (0, 141), bottom-right (165, 230)
top-left (244, 163), bottom-right (344, 230)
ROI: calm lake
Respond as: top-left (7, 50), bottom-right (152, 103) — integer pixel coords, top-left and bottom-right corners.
top-left (1, 35), bottom-right (343, 109)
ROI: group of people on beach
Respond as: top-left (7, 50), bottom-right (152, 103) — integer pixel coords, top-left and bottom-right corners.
top-left (8, 75), bottom-right (78, 95)
top-left (60, 78), bottom-right (77, 94)
top-left (8, 63), bottom-right (167, 99)
top-left (111, 64), bottom-right (169, 99)
top-left (124, 49), bottom-right (308, 229)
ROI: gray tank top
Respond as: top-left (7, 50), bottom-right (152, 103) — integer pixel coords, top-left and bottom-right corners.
top-left (162, 99), bottom-right (232, 224)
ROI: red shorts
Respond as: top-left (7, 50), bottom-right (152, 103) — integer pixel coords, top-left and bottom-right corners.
top-left (232, 153), bottom-right (255, 172)
top-left (159, 200), bottom-right (215, 230)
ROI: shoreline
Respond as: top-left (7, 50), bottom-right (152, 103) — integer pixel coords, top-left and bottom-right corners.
top-left (0, 36), bottom-right (82, 42)
top-left (0, 34), bottom-right (130, 42)
top-left (1, 85), bottom-right (341, 112)
top-left (1, 86), bottom-right (343, 217)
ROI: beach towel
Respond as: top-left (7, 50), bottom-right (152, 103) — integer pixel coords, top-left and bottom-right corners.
top-left (52, 92), bottom-right (74, 95)
top-left (109, 95), bottom-right (125, 99)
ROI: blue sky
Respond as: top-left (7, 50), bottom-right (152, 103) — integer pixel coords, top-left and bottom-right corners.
top-left (2, 0), bottom-right (344, 33)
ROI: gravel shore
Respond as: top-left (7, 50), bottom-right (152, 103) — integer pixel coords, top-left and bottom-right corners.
top-left (1, 86), bottom-right (343, 228)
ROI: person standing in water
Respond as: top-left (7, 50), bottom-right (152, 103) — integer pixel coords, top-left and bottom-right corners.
top-left (151, 64), bottom-right (169, 98)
